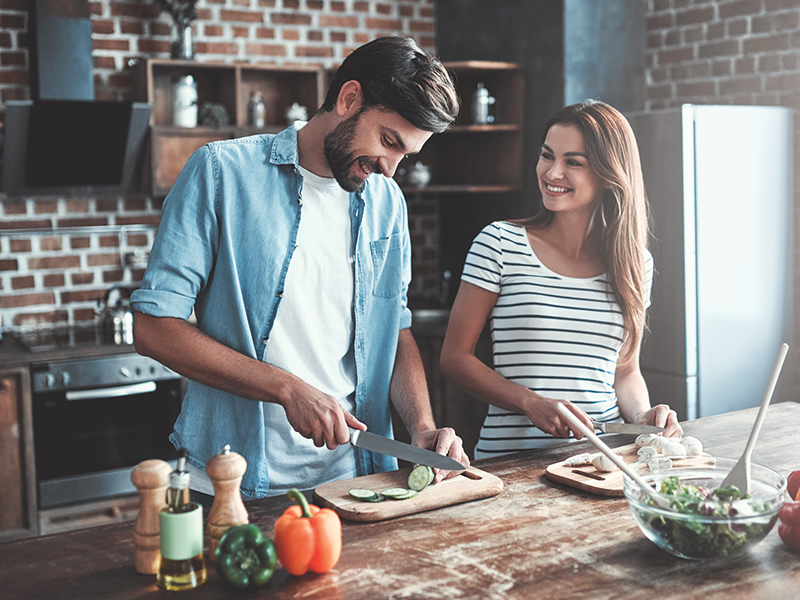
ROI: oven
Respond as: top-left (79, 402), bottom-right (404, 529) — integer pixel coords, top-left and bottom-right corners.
top-left (30, 353), bottom-right (183, 508)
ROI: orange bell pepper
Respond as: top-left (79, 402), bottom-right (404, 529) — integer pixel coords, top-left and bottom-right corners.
top-left (274, 488), bottom-right (341, 575)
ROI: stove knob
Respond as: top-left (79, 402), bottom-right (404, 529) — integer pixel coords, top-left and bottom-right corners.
top-left (44, 373), bottom-right (56, 389)
top-left (120, 367), bottom-right (132, 379)
top-left (60, 371), bottom-right (71, 387)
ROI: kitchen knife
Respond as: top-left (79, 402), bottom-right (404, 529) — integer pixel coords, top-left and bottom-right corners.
top-left (591, 420), bottom-right (666, 434)
top-left (349, 428), bottom-right (466, 471)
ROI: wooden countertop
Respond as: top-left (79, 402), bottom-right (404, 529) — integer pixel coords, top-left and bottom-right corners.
top-left (1, 402), bottom-right (799, 600)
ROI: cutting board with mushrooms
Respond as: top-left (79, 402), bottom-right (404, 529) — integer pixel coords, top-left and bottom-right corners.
top-left (545, 435), bottom-right (711, 497)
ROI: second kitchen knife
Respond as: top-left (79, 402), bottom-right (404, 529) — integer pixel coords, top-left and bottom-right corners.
top-left (349, 428), bottom-right (466, 471)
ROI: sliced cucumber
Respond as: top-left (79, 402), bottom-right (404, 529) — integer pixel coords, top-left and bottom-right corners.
top-left (348, 488), bottom-right (379, 501)
top-left (364, 492), bottom-right (386, 503)
top-left (407, 465), bottom-right (434, 491)
top-left (381, 487), bottom-right (418, 500)
top-left (380, 487), bottom-right (413, 498)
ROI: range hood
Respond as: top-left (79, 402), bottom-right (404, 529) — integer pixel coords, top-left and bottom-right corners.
top-left (0, 0), bottom-right (151, 198)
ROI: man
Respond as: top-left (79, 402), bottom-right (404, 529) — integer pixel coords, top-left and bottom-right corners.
top-left (131, 36), bottom-right (469, 499)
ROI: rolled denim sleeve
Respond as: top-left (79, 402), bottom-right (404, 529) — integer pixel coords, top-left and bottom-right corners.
top-left (131, 145), bottom-right (219, 319)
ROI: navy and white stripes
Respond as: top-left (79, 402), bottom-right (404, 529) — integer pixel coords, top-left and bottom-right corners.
top-left (461, 222), bottom-right (653, 458)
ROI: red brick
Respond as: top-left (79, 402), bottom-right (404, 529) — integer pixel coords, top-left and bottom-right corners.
top-left (40, 237), bottom-right (63, 252)
top-left (658, 46), bottom-right (696, 64)
top-left (71, 272), bottom-right (95, 285)
top-left (123, 198), bottom-right (147, 211)
top-left (712, 59), bottom-right (733, 76)
top-left (744, 34), bottom-right (790, 53)
top-left (283, 0), bottom-right (300, 8)
top-left (410, 20), bottom-right (434, 33)
top-left (66, 199), bottom-right (90, 213)
top-left (647, 83), bottom-right (674, 99)
top-left (0, 14), bottom-right (24, 28)
top-left (103, 269), bottom-right (125, 283)
top-left (204, 25), bottom-right (224, 36)
top-left (9, 239), bottom-right (30, 252)
top-left (233, 26), bottom-right (250, 37)
top-left (73, 308), bottom-right (97, 322)
top-left (353, 1), bottom-right (370, 11)
top-left (28, 256), bottom-right (81, 270)
top-left (93, 39), bottom-right (129, 52)
top-left (727, 18), bottom-right (749, 36)
top-left (151, 22), bottom-right (172, 36)
top-left (126, 234), bottom-right (150, 246)
top-left (93, 19), bottom-right (115, 35)
top-left (94, 55), bottom-right (116, 69)
top-left (319, 15), bottom-right (359, 28)
top-left (117, 215), bottom-right (161, 226)
top-left (0, 51), bottom-right (25, 66)
top-left (719, 0), bottom-right (764, 18)
top-left (121, 20), bottom-right (145, 35)
top-left (138, 39), bottom-right (171, 53)
top-left (376, 2), bottom-right (394, 15)
top-left (11, 276), bottom-right (34, 290)
top-left (282, 29), bottom-right (300, 41)
top-left (719, 76), bottom-right (763, 95)
top-left (331, 1), bottom-right (346, 11)
top-left (766, 72), bottom-right (800, 91)
top-left (0, 218), bottom-right (50, 230)
top-left (399, 5), bottom-right (413, 17)
top-left (307, 0), bottom-right (324, 9)
top-left (62, 289), bottom-right (107, 303)
top-left (100, 235), bottom-right (120, 248)
top-left (295, 46), bottom-right (335, 58)
top-left (220, 9), bottom-right (264, 23)
top-left (676, 80), bottom-right (716, 97)
top-left (365, 17), bottom-right (402, 30)
top-left (329, 31), bottom-right (346, 43)
top-left (759, 54), bottom-right (783, 71)
top-left (0, 69), bottom-right (28, 84)
top-left (111, 1), bottom-right (157, 18)
top-left (43, 273), bottom-right (65, 287)
top-left (647, 13), bottom-right (674, 29)
top-left (88, 253), bottom-right (120, 267)
top-left (697, 40), bottom-right (741, 58)
top-left (0, 32), bottom-right (13, 47)
top-left (735, 56), bottom-right (757, 74)
top-left (676, 6), bottom-right (715, 26)
top-left (265, 12), bottom-right (310, 25)
top-left (197, 42), bottom-right (239, 54)
top-left (0, 259), bottom-right (19, 271)
top-left (256, 27), bottom-right (276, 38)
top-left (243, 43), bottom-right (286, 56)
top-left (0, 292), bottom-right (56, 308)
top-left (71, 237), bottom-right (91, 249)
top-left (57, 217), bottom-right (109, 228)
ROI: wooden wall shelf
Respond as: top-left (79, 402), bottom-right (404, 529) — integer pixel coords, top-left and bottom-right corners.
top-left (133, 59), bottom-right (325, 197)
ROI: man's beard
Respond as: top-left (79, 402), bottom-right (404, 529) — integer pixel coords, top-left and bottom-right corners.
top-left (323, 107), bottom-right (380, 193)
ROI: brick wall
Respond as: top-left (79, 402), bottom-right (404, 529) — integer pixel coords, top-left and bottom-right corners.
top-left (0, 0), bottom-right (436, 333)
top-left (644, 0), bottom-right (800, 386)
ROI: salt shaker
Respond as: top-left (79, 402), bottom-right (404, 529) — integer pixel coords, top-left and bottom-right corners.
top-left (130, 459), bottom-right (172, 575)
top-left (206, 445), bottom-right (249, 557)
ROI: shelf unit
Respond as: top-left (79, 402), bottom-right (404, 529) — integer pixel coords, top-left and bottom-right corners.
top-left (399, 61), bottom-right (524, 197)
top-left (133, 59), bottom-right (325, 197)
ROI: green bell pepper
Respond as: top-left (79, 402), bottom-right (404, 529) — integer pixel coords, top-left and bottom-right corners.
top-left (213, 523), bottom-right (277, 590)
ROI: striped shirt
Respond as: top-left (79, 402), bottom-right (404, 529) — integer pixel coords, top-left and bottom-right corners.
top-left (461, 222), bottom-right (653, 458)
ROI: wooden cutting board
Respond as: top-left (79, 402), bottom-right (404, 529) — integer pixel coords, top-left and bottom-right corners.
top-left (545, 443), bottom-right (714, 497)
top-left (313, 466), bottom-right (503, 522)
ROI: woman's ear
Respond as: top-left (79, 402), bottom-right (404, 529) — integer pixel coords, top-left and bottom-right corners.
top-left (335, 80), bottom-right (363, 117)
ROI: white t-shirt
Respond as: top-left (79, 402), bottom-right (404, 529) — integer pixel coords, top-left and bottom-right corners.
top-left (461, 221), bottom-right (653, 459)
top-left (190, 165), bottom-right (358, 496)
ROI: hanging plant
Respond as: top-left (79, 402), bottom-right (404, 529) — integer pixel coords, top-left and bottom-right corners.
top-left (155, 0), bottom-right (198, 27)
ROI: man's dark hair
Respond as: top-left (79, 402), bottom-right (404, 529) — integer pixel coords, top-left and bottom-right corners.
top-left (321, 36), bottom-right (459, 133)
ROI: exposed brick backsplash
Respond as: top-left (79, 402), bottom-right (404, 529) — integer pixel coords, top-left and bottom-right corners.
top-left (0, 0), bottom-right (437, 332)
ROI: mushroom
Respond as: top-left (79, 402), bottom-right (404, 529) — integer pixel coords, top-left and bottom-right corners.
top-left (661, 440), bottom-right (687, 457)
top-left (635, 433), bottom-right (657, 448)
top-left (649, 436), bottom-right (669, 453)
top-left (564, 453), bottom-right (593, 467)
top-left (680, 436), bottom-right (703, 456)
top-left (636, 446), bottom-right (658, 463)
top-left (592, 453), bottom-right (618, 472)
top-left (647, 456), bottom-right (673, 472)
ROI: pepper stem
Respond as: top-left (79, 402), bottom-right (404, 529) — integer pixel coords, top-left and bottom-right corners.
top-left (287, 488), bottom-right (313, 519)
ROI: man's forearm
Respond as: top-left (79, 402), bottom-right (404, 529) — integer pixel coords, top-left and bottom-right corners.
top-left (132, 310), bottom-right (294, 405)
top-left (389, 328), bottom-right (437, 436)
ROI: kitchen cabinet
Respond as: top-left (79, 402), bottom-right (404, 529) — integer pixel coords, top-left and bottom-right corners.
top-left (0, 367), bottom-right (37, 542)
top-left (132, 59), bottom-right (325, 197)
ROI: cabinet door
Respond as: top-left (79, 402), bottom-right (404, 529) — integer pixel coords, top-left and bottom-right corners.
top-left (0, 368), bottom-right (38, 541)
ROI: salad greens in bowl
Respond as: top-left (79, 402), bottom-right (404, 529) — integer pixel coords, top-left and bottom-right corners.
top-left (622, 457), bottom-right (786, 560)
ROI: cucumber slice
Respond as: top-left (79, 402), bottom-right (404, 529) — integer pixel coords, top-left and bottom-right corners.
top-left (407, 465), bottom-right (434, 491)
top-left (364, 493), bottom-right (386, 503)
top-left (348, 488), bottom-right (379, 501)
top-left (380, 487), bottom-right (414, 498)
top-left (381, 488), bottom-right (418, 500)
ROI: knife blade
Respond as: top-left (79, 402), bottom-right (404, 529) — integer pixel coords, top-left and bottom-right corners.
top-left (349, 428), bottom-right (466, 471)
top-left (591, 420), bottom-right (666, 434)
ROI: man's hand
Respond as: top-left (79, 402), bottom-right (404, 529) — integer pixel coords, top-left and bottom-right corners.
top-left (410, 427), bottom-right (470, 483)
top-left (279, 379), bottom-right (366, 449)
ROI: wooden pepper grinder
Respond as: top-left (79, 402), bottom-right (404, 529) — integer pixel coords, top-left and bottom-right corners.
top-left (130, 459), bottom-right (173, 574)
top-left (206, 445), bottom-right (249, 557)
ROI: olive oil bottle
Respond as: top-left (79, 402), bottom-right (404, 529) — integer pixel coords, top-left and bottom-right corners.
top-left (156, 451), bottom-right (207, 591)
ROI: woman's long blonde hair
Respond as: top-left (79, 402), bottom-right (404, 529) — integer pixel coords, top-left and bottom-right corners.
top-left (517, 100), bottom-right (650, 362)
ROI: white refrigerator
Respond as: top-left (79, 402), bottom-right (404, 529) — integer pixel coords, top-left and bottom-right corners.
top-left (625, 105), bottom-right (793, 420)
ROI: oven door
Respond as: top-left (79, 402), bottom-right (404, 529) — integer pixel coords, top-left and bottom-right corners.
top-left (32, 378), bottom-right (182, 508)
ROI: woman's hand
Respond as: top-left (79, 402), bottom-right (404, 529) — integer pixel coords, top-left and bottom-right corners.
top-left (632, 404), bottom-right (683, 437)
top-left (524, 394), bottom-right (595, 439)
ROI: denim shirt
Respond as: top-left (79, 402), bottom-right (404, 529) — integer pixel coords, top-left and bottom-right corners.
top-left (130, 123), bottom-right (410, 497)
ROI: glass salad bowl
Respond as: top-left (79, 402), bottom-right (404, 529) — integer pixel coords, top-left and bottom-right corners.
top-left (622, 456), bottom-right (786, 560)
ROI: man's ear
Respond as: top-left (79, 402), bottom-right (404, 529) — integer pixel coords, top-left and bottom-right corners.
top-left (335, 80), bottom-right (363, 117)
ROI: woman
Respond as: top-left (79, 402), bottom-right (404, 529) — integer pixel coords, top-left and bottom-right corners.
top-left (440, 100), bottom-right (682, 459)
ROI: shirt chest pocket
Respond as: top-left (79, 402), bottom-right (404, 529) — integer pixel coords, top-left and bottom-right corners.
top-left (369, 233), bottom-right (403, 299)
